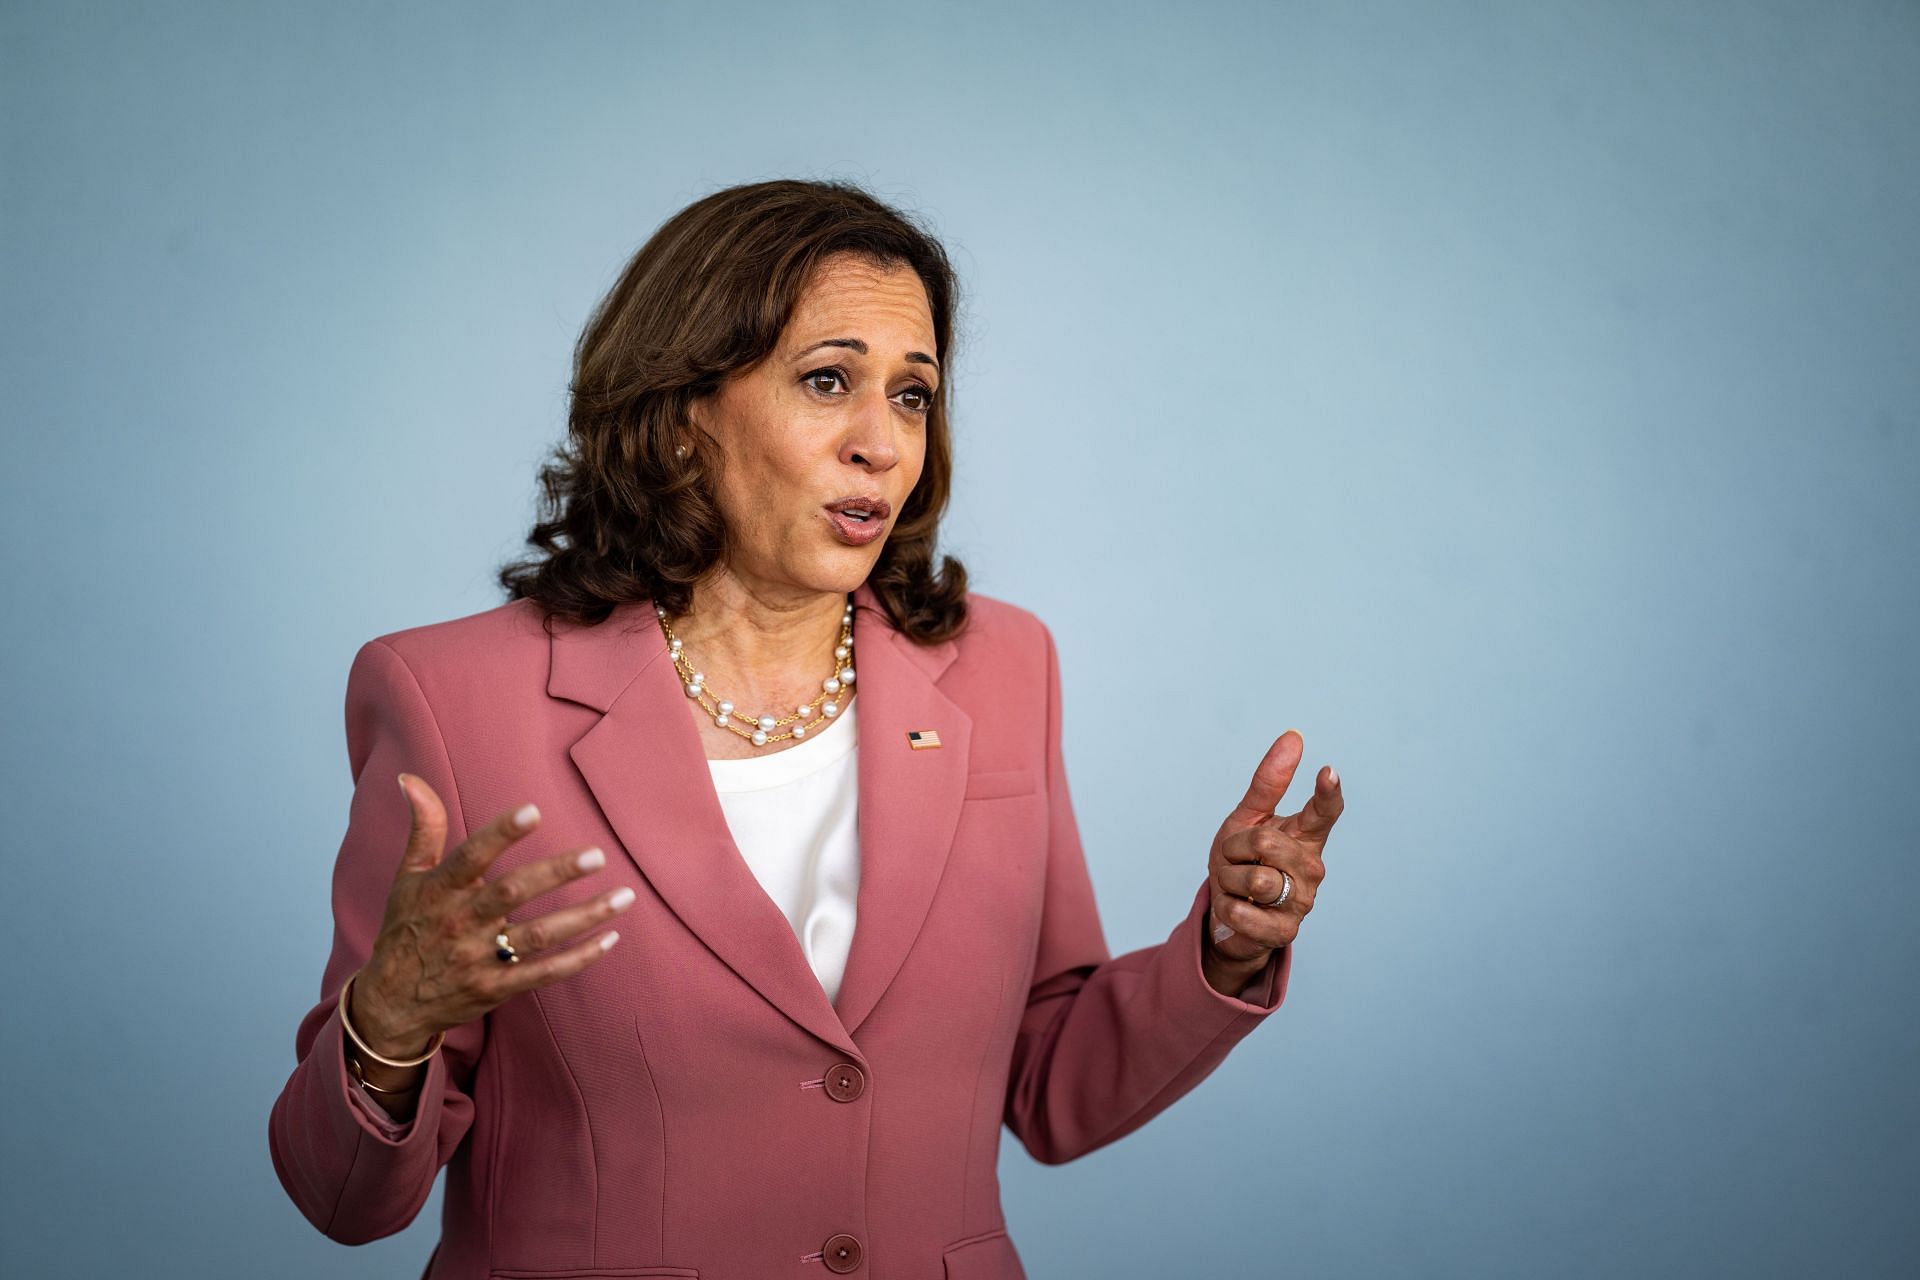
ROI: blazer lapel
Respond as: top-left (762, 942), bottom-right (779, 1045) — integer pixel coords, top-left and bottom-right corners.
top-left (548, 580), bottom-right (968, 1053)
top-left (833, 579), bottom-right (968, 1038)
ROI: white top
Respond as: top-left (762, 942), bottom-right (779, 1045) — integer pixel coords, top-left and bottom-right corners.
top-left (706, 700), bottom-right (860, 1005)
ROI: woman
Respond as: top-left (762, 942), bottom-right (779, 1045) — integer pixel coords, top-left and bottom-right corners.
top-left (269, 178), bottom-right (1344, 1279)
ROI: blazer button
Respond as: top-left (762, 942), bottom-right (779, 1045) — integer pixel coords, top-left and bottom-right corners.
top-left (823, 1062), bottom-right (866, 1102)
top-left (822, 1232), bottom-right (863, 1272)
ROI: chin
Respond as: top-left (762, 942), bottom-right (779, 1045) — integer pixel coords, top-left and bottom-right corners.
top-left (785, 551), bottom-right (879, 597)
top-left (822, 555), bottom-right (880, 593)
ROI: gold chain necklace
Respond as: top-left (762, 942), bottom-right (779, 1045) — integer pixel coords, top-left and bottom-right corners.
top-left (654, 598), bottom-right (857, 748)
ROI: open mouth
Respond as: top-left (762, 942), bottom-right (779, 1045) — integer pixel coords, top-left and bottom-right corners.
top-left (823, 496), bottom-right (892, 545)
top-left (824, 496), bottom-right (892, 523)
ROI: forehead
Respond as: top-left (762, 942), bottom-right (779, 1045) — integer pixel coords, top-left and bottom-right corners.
top-left (786, 255), bottom-right (936, 350)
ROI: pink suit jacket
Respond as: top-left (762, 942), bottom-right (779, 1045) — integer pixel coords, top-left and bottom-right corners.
top-left (269, 579), bottom-right (1293, 1279)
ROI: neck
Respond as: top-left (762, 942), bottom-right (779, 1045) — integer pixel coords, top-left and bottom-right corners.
top-left (670, 571), bottom-right (849, 705)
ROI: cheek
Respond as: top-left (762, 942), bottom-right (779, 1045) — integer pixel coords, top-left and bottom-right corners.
top-left (733, 448), bottom-right (822, 533)
top-left (720, 424), bottom-right (806, 497)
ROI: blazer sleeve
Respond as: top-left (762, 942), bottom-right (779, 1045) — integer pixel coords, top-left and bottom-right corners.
top-left (268, 638), bottom-right (486, 1243)
top-left (1002, 620), bottom-right (1293, 1165)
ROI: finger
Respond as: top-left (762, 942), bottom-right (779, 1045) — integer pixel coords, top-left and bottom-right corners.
top-left (496, 926), bottom-right (621, 998)
top-left (437, 801), bottom-right (542, 888)
top-left (472, 846), bottom-right (608, 920)
top-left (1221, 730), bottom-right (1303, 832)
top-left (1210, 889), bottom-right (1300, 951)
top-left (1210, 911), bottom-right (1237, 946)
top-left (500, 883), bottom-right (635, 956)
top-left (396, 773), bottom-right (449, 874)
top-left (1275, 764), bottom-right (1344, 842)
top-left (1216, 821), bottom-right (1293, 869)
top-left (1216, 859), bottom-right (1299, 907)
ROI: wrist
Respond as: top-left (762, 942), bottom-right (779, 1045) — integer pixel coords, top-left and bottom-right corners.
top-left (1201, 954), bottom-right (1266, 1000)
top-left (1202, 945), bottom-right (1267, 979)
top-left (345, 1038), bottom-right (427, 1093)
top-left (347, 969), bottom-right (436, 1060)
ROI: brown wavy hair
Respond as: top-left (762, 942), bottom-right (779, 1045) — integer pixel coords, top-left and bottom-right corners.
top-left (498, 178), bottom-right (970, 644)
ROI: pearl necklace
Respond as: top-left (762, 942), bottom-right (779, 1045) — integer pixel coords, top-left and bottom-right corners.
top-left (654, 598), bottom-right (857, 749)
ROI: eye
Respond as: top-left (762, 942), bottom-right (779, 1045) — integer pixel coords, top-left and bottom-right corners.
top-left (803, 366), bottom-right (851, 396)
top-left (803, 366), bottom-right (936, 416)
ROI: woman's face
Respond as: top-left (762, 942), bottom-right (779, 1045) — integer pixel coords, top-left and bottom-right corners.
top-left (689, 252), bottom-right (938, 601)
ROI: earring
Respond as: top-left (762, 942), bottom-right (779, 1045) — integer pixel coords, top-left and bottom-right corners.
top-left (674, 442), bottom-right (689, 459)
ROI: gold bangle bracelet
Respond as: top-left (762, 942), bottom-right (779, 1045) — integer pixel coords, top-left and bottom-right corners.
top-left (346, 1054), bottom-right (420, 1094)
top-left (339, 970), bottom-right (445, 1068)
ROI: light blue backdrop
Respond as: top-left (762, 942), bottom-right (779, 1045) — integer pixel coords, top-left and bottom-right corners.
top-left (4, 1), bottom-right (1915, 1276)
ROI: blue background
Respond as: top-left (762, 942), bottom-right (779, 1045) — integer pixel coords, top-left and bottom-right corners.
top-left (4, 1), bottom-right (1915, 1276)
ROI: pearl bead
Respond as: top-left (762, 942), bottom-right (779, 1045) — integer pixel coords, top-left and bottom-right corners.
top-left (751, 729), bottom-right (768, 746)
top-left (792, 724), bottom-right (806, 738)
top-left (655, 606), bottom-right (665, 616)
top-left (823, 701), bottom-right (838, 717)
top-left (714, 714), bottom-right (730, 727)
top-left (669, 637), bottom-right (682, 650)
top-left (840, 667), bottom-right (855, 683)
top-left (718, 700), bottom-right (733, 715)
top-left (797, 704), bottom-right (811, 717)
top-left (823, 677), bottom-right (841, 694)
top-left (692, 672), bottom-right (704, 686)
top-left (758, 715), bottom-right (775, 730)
top-left (835, 645), bottom-right (848, 660)
top-left (684, 682), bottom-right (700, 697)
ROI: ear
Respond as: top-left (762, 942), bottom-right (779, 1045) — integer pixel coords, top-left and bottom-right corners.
top-left (680, 391), bottom-right (722, 447)
top-left (674, 401), bottom-right (705, 461)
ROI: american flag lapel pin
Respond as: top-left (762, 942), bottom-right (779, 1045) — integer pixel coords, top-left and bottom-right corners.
top-left (906, 729), bottom-right (942, 750)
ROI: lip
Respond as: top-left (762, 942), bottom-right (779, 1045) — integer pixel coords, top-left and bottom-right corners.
top-left (822, 495), bottom-right (891, 547)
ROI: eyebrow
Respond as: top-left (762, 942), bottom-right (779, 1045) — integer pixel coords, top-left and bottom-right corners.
top-left (794, 337), bottom-right (939, 377)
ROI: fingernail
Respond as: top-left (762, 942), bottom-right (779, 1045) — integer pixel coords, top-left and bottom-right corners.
top-left (577, 847), bottom-right (605, 871)
top-left (397, 773), bottom-right (410, 797)
top-left (599, 930), bottom-right (620, 950)
top-left (513, 803), bottom-right (540, 829)
top-left (1328, 765), bottom-right (1339, 787)
top-left (608, 886), bottom-right (635, 910)
top-left (1212, 921), bottom-right (1234, 943)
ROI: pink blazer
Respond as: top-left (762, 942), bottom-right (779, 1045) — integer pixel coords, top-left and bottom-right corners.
top-left (269, 579), bottom-right (1293, 1279)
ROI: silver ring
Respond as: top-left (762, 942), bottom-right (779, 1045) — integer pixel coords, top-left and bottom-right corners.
top-left (1257, 870), bottom-right (1293, 908)
top-left (495, 930), bottom-right (520, 963)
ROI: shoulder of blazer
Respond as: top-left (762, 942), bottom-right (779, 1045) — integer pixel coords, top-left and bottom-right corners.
top-left (939, 588), bottom-right (1052, 685)
top-left (361, 596), bottom-right (553, 706)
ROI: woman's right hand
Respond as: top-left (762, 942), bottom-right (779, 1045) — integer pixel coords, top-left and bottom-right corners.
top-left (347, 772), bottom-right (632, 1060)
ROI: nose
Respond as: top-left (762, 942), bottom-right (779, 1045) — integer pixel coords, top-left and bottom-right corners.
top-left (838, 386), bottom-right (901, 472)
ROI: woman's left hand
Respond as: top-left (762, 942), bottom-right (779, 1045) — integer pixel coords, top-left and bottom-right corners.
top-left (1205, 730), bottom-right (1343, 967)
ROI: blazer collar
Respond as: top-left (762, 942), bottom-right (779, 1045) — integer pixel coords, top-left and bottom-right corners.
top-left (549, 579), bottom-right (969, 1054)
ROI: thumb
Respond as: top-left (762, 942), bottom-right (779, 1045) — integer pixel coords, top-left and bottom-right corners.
top-left (1221, 729), bottom-right (1303, 832)
top-left (395, 772), bottom-right (449, 875)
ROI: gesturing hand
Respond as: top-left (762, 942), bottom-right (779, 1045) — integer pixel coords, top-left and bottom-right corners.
top-left (347, 773), bottom-right (632, 1059)
top-left (1206, 730), bottom-right (1344, 967)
